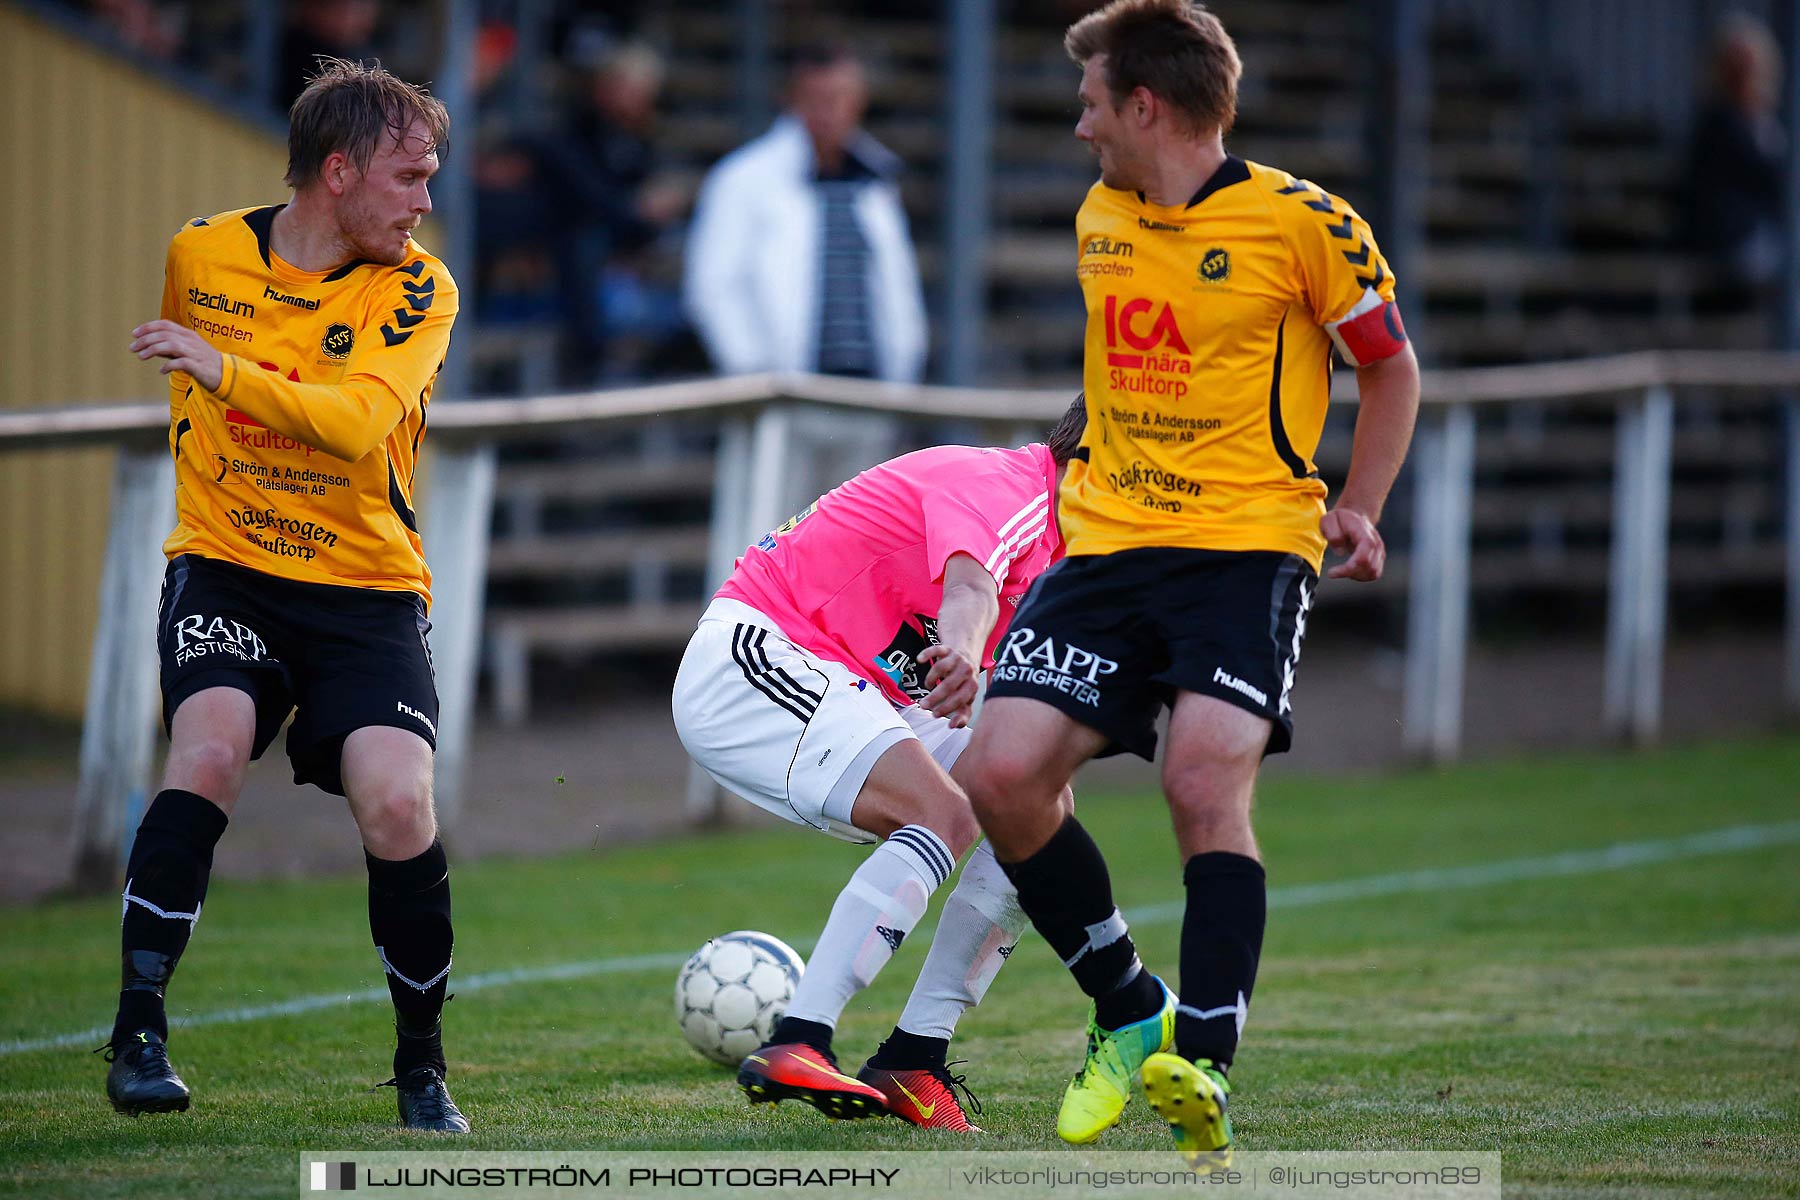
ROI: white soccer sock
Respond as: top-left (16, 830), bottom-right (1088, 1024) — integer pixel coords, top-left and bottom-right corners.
top-left (896, 840), bottom-right (1028, 1040)
top-left (783, 824), bottom-right (953, 1029)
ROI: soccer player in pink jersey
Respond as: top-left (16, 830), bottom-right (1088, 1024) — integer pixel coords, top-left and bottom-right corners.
top-left (671, 399), bottom-right (1086, 1131)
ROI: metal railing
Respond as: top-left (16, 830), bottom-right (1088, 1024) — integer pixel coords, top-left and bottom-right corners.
top-left (4, 353), bottom-right (1798, 889)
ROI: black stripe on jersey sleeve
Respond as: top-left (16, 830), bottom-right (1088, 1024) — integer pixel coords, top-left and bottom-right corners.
top-left (1267, 316), bottom-right (1313, 481)
top-left (388, 460), bottom-right (418, 532)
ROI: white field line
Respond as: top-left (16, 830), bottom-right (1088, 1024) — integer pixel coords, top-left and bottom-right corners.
top-left (6, 820), bottom-right (1797, 1059)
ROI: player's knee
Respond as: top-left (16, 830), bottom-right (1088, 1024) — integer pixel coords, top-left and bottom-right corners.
top-left (1165, 761), bottom-right (1244, 812)
top-left (1164, 762), bottom-right (1255, 848)
top-left (164, 737), bottom-right (247, 806)
top-left (914, 793), bottom-right (980, 860)
top-left (958, 747), bottom-right (1040, 822)
top-left (356, 781), bottom-right (436, 858)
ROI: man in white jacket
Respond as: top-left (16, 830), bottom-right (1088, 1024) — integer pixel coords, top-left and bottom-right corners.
top-left (684, 45), bottom-right (928, 382)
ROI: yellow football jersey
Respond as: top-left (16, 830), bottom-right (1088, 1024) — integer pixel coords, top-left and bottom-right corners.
top-left (1061, 156), bottom-right (1404, 571)
top-left (158, 205), bottom-right (458, 601)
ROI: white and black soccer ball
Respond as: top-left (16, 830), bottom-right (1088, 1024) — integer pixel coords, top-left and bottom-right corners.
top-left (674, 930), bottom-right (805, 1067)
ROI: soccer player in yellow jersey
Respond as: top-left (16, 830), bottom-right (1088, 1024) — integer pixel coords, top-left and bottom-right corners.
top-left (960, 0), bottom-right (1420, 1162)
top-left (101, 60), bottom-right (468, 1132)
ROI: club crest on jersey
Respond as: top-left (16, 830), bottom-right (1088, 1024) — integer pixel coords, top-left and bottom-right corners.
top-left (1198, 247), bottom-right (1231, 283)
top-left (321, 323), bottom-right (355, 361)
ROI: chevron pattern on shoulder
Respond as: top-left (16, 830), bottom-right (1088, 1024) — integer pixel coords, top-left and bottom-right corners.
top-left (383, 267), bottom-right (437, 344)
top-left (1278, 177), bottom-right (1387, 289)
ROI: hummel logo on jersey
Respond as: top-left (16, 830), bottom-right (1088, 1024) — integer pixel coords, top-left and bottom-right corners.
top-left (997, 945), bottom-right (1014, 959)
top-left (262, 284), bottom-right (320, 311)
top-left (1212, 667), bottom-right (1268, 708)
top-left (876, 926), bottom-right (906, 952)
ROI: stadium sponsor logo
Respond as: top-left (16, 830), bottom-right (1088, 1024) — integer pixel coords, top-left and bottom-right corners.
top-left (1082, 235), bottom-right (1133, 257)
top-left (171, 612), bottom-right (269, 667)
top-left (263, 284), bottom-right (320, 311)
top-left (1212, 667), bottom-right (1268, 708)
top-left (321, 323), bottom-right (355, 361)
top-left (1138, 216), bottom-right (1184, 232)
top-left (1198, 246), bottom-right (1231, 283)
top-left (227, 505), bottom-right (340, 561)
top-left (397, 701), bottom-right (437, 738)
top-left (186, 287), bottom-right (254, 318)
top-left (990, 627), bottom-right (1118, 707)
top-left (1103, 296), bottom-right (1193, 400)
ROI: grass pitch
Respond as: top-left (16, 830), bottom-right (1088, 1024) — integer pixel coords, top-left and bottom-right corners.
top-left (1, 737), bottom-right (1797, 1198)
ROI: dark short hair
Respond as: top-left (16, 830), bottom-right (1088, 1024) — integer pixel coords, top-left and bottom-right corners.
top-left (1046, 395), bottom-right (1089, 467)
top-left (1065, 0), bottom-right (1241, 137)
top-left (787, 40), bottom-right (862, 77)
top-left (285, 57), bottom-right (450, 188)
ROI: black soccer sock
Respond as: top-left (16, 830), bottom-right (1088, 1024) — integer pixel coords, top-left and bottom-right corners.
top-left (367, 841), bottom-right (453, 1075)
top-left (112, 789), bottom-right (229, 1044)
top-left (1174, 851), bottom-right (1266, 1068)
top-left (770, 1016), bottom-right (836, 1056)
top-left (997, 815), bottom-right (1162, 1029)
top-left (868, 1026), bottom-right (949, 1070)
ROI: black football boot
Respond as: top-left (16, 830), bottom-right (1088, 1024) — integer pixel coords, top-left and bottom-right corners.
top-left (387, 1065), bottom-right (470, 1133)
top-left (102, 1029), bottom-right (191, 1116)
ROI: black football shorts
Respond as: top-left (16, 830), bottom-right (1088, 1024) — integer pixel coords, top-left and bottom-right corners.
top-left (156, 554), bottom-right (439, 795)
top-left (984, 547), bottom-right (1316, 760)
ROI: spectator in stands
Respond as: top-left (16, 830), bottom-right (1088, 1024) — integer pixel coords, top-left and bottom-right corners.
top-left (685, 43), bottom-right (927, 383)
top-left (277, 0), bottom-right (380, 107)
top-left (90, 0), bottom-right (183, 61)
top-left (474, 22), bottom-right (562, 344)
top-left (533, 35), bottom-right (688, 384)
top-left (1679, 13), bottom-right (1788, 315)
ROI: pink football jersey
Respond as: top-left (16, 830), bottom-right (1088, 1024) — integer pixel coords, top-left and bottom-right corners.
top-left (719, 443), bottom-right (1064, 707)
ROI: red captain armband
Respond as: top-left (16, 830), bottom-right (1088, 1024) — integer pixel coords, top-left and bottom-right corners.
top-left (1326, 298), bottom-right (1408, 367)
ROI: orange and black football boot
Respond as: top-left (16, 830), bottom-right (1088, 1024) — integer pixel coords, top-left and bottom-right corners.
top-left (857, 1060), bottom-right (984, 1132)
top-left (738, 1042), bottom-right (890, 1120)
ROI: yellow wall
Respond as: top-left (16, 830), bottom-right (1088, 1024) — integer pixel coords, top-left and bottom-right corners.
top-left (0, 5), bottom-right (286, 716)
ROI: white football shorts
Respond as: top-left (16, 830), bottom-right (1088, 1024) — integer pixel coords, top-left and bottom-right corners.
top-left (672, 598), bottom-right (971, 843)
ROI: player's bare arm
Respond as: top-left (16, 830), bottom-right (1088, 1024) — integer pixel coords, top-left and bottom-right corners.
top-left (1325, 341), bottom-right (1421, 582)
top-left (918, 552), bottom-right (1001, 727)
